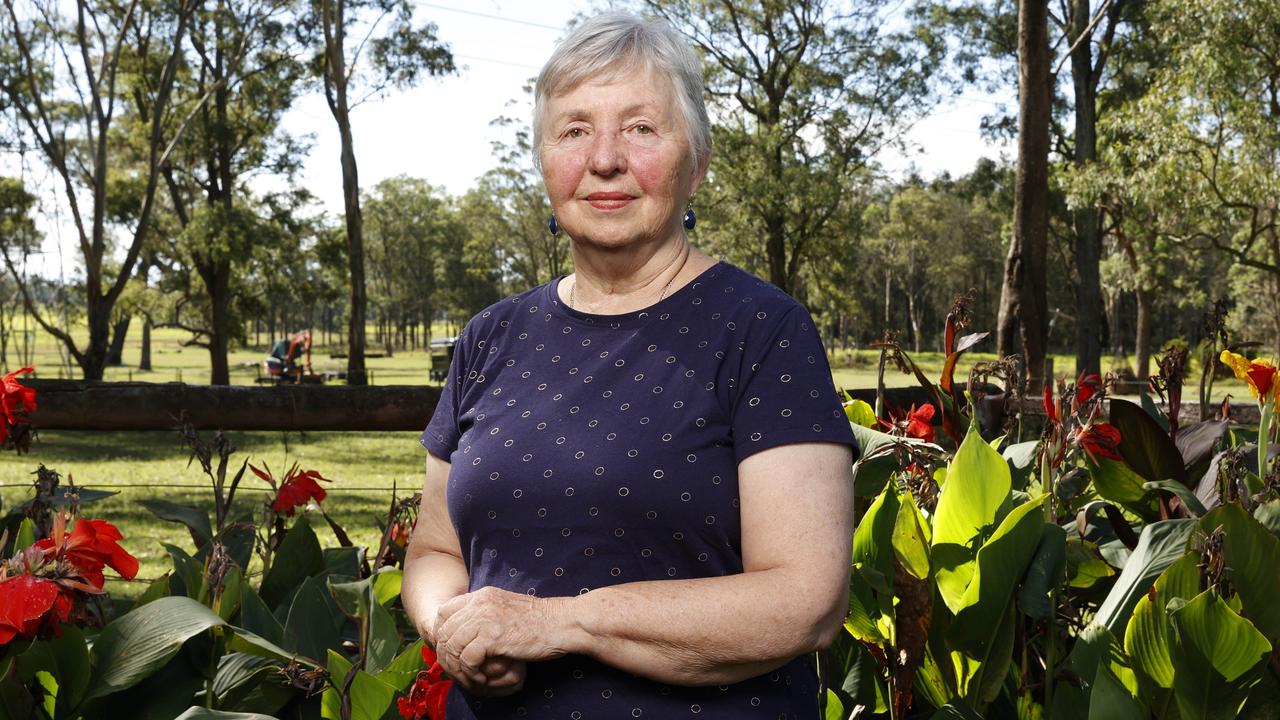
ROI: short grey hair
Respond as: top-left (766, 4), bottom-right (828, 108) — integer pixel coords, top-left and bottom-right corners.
top-left (532, 12), bottom-right (711, 171)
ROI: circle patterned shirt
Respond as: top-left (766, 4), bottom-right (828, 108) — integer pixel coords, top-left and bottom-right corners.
top-left (420, 261), bottom-right (857, 719)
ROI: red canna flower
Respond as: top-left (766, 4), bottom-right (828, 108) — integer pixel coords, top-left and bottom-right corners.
top-left (0, 366), bottom-right (36, 445)
top-left (1043, 384), bottom-right (1058, 425)
top-left (0, 574), bottom-right (72, 644)
top-left (1075, 422), bottom-right (1123, 463)
top-left (905, 404), bottom-right (935, 443)
top-left (1073, 373), bottom-right (1103, 409)
top-left (1220, 350), bottom-right (1278, 408)
top-left (252, 462), bottom-right (332, 516)
top-left (398, 645), bottom-right (452, 720)
top-left (34, 518), bottom-right (140, 589)
top-left (879, 403), bottom-right (937, 444)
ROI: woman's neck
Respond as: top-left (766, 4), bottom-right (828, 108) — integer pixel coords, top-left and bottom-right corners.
top-left (563, 238), bottom-right (704, 315)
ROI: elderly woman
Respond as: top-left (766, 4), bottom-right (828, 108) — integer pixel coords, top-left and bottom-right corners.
top-left (404, 12), bottom-right (856, 719)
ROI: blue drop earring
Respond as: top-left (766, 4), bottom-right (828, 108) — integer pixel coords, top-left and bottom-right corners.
top-left (683, 202), bottom-right (696, 231)
top-left (548, 213), bottom-right (560, 236)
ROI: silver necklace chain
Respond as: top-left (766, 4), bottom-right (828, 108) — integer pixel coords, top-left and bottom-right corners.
top-left (568, 262), bottom-right (683, 311)
top-left (565, 271), bottom-right (675, 308)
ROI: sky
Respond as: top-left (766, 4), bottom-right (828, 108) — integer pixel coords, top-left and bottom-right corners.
top-left (8, 0), bottom-right (1014, 278)
top-left (285, 0), bottom-right (1015, 211)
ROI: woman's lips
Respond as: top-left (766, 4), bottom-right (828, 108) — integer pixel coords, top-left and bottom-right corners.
top-left (585, 192), bottom-right (635, 210)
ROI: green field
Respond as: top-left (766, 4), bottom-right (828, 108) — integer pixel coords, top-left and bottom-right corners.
top-left (0, 429), bottom-right (426, 597)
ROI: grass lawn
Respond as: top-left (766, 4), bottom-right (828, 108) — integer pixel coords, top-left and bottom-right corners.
top-left (0, 429), bottom-right (427, 598)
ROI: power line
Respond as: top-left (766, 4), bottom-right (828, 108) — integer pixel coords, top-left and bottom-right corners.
top-left (454, 53), bottom-right (541, 71)
top-left (416, 2), bottom-right (565, 32)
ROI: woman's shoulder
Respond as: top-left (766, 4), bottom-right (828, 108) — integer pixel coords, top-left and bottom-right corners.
top-left (458, 280), bottom-right (559, 338)
top-left (696, 261), bottom-right (810, 317)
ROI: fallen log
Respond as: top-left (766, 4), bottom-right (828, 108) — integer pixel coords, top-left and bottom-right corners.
top-left (26, 380), bottom-right (441, 431)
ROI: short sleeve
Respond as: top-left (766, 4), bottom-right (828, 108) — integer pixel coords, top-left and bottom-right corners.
top-left (419, 328), bottom-right (470, 459)
top-left (730, 304), bottom-right (857, 464)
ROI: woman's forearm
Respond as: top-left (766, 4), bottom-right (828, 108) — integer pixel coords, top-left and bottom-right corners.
top-left (550, 566), bottom-right (846, 686)
top-left (402, 549), bottom-right (470, 645)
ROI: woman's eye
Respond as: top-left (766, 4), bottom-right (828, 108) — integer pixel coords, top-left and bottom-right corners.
top-left (634, 124), bottom-right (652, 134)
top-left (566, 128), bottom-right (585, 139)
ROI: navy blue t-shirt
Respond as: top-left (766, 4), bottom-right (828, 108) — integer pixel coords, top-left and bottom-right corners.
top-left (421, 261), bottom-right (856, 719)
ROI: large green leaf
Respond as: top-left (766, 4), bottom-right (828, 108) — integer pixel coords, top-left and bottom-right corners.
top-left (100, 653), bottom-right (206, 720)
top-left (850, 423), bottom-right (904, 497)
top-left (892, 490), bottom-right (931, 580)
top-left (164, 543), bottom-right (207, 602)
top-left (853, 485), bottom-right (900, 595)
top-left (212, 653), bottom-right (294, 716)
top-left (1199, 503), bottom-right (1280, 641)
top-left (320, 650), bottom-right (397, 720)
top-left (12, 625), bottom-right (91, 719)
top-left (225, 627), bottom-right (316, 668)
top-left (823, 689), bottom-right (845, 720)
top-left (932, 426), bottom-right (1013, 613)
top-left (1094, 519), bottom-right (1195, 635)
top-left (1254, 499), bottom-right (1280, 537)
top-left (175, 708), bottom-right (279, 720)
top-left (1169, 590), bottom-right (1273, 720)
top-left (371, 568), bottom-right (403, 606)
top-left (1087, 458), bottom-right (1159, 519)
top-left (1018, 523), bottom-right (1066, 621)
top-left (138, 498), bottom-right (214, 548)
top-left (283, 577), bottom-right (344, 665)
top-left (87, 596), bottom-right (226, 700)
top-left (1143, 480), bottom-right (1207, 517)
top-left (1002, 440), bottom-right (1041, 491)
top-left (237, 585), bottom-right (284, 646)
top-left (1089, 657), bottom-right (1147, 720)
top-left (365, 596), bottom-right (401, 676)
top-left (1124, 553), bottom-right (1200, 687)
top-left (1110, 399), bottom-right (1187, 486)
top-left (949, 496), bottom-right (1047, 652)
top-left (259, 517), bottom-right (324, 608)
top-left (1050, 623), bottom-right (1126, 718)
top-left (375, 640), bottom-right (428, 693)
top-left (951, 603), bottom-right (1017, 706)
top-left (13, 517), bottom-right (35, 551)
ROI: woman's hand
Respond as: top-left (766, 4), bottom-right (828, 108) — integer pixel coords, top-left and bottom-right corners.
top-left (433, 587), bottom-right (577, 694)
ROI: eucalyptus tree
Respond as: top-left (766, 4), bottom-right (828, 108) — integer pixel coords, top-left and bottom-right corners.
top-left (299, 0), bottom-right (454, 384)
top-left (362, 176), bottom-right (457, 350)
top-left (0, 0), bottom-right (196, 380)
top-left (149, 0), bottom-right (305, 384)
top-left (0, 176), bottom-right (40, 369)
top-left (1100, 0), bottom-right (1280, 355)
top-left (932, 0), bottom-right (1149, 382)
top-left (643, 0), bottom-right (947, 297)
top-left (463, 116), bottom-right (567, 294)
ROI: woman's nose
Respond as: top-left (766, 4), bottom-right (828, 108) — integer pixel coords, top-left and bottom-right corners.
top-left (587, 131), bottom-right (627, 176)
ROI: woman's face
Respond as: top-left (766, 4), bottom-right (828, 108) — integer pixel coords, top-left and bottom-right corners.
top-left (540, 67), bottom-right (704, 252)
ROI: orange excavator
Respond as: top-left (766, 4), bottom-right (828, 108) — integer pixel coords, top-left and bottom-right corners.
top-left (263, 329), bottom-right (316, 383)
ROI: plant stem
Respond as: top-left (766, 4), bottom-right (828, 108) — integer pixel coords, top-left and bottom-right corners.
top-left (1257, 402), bottom-right (1273, 493)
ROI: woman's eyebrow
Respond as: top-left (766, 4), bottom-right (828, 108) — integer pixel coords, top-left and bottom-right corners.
top-left (552, 103), bottom-right (663, 122)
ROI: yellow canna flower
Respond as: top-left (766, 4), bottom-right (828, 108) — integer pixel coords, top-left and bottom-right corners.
top-left (1220, 350), bottom-right (1278, 406)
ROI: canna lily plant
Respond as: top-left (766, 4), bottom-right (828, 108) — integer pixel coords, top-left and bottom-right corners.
top-left (822, 297), bottom-right (1277, 720)
top-left (1219, 349), bottom-right (1278, 487)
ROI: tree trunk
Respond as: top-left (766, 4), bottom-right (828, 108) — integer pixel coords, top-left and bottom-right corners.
top-left (908, 293), bottom-right (923, 353)
top-left (1070, 0), bottom-right (1103, 379)
top-left (1002, 0), bottom-right (1052, 392)
top-left (1134, 286), bottom-right (1152, 384)
top-left (205, 261), bottom-right (232, 385)
top-left (139, 318), bottom-right (152, 371)
top-left (107, 315), bottom-right (132, 366)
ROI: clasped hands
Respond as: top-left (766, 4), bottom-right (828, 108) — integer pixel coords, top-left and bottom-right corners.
top-left (431, 586), bottom-right (574, 697)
